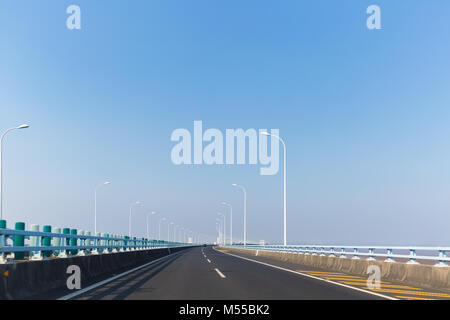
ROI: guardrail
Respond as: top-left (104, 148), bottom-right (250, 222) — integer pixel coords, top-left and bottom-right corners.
top-left (225, 244), bottom-right (450, 267)
top-left (0, 219), bottom-right (191, 264)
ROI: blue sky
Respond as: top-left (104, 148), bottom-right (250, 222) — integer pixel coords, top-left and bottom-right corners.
top-left (1, 0), bottom-right (450, 245)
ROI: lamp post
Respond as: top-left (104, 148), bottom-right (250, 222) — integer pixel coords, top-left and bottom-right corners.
top-left (261, 131), bottom-right (287, 246)
top-left (179, 227), bottom-right (184, 243)
top-left (216, 220), bottom-right (222, 244)
top-left (0, 124), bottom-right (30, 220)
top-left (174, 225), bottom-right (179, 242)
top-left (146, 211), bottom-right (156, 239)
top-left (232, 184), bottom-right (247, 246)
top-left (168, 222), bottom-right (174, 242)
top-left (217, 213), bottom-right (226, 246)
top-left (187, 229), bottom-right (193, 244)
top-left (221, 202), bottom-right (232, 245)
top-left (129, 201), bottom-right (141, 237)
top-left (158, 217), bottom-right (166, 241)
top-left (94, 181), bottom-right (110, 235)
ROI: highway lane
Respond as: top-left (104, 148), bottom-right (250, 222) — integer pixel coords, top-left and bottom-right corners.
top-left (69, 246), bottom-right (384, 300)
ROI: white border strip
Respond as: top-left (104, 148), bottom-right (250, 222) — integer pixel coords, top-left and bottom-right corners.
top-left (213, 247), bottom-right (397, 300)
top-left (57, 251), bottom-right (185, 300)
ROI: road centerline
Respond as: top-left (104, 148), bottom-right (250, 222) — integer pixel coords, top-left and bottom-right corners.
top-left (214, 268), bottom-right (226, 279)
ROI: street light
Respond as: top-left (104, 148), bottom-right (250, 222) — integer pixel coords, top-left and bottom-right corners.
top-left (217, 213), bottom-right (226, 246)
top-left (168, 222), bottom-right (174, 242)
top-left (174, 225), bottom-right (179, 242)
top-left (261, 131), bottom-right (287, 246)
top-left (179, 227), bottom-right (184, 243)
top-left (94, 181), bottom-right (110, 235)
top-left (216, 220), bottom-right (222, 244)
top-left (221, 202), bottom-right (233, 245)
top-left (187, 229), bottom-right (193, 244)
top-left (146, 211), bottom-right (156, 239)
top-left (129, 201), bottom-right (141, 237)
top-left (232, 184), bottom-right (247, 246)
top-left (0, 124), bottom-right (30, 220)
top-left (158, 217), bottom-right (166, 241)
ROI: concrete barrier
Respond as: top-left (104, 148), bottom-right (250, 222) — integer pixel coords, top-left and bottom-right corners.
top-left (224, 247), bottom-right (450, 293)
top-left (0, 246), bottom-right (193, 300)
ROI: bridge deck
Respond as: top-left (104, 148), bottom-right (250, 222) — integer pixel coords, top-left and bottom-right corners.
top-left (40, 246), bottom-right (450, 301)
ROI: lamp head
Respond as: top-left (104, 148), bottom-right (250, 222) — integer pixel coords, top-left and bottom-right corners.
top-left (260, 131), bottom-right (270, 136)
top-left (17, 124), bottom-right (30, 129)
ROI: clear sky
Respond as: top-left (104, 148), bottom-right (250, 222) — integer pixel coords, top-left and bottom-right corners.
top-left (1, 0), bottom-right (450, 245)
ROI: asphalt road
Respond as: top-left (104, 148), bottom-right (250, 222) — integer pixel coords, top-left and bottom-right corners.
top-left (70, 246), bottom-right (383, 300)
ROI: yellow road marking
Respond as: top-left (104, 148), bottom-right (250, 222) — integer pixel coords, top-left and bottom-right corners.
top-left (324, 279), bottom-right (389, 285)
top-left (298, 271), bottom-right (364, 278)
top-left (371, 288), bottom-right (450, 298)
top-left (297, 270), bottom-right (449, 299)
top-left (395, 296), bottom-right (438, 301)
top-left (322, 277), bottom-right (368, 281)
top-left (298, 270), bottom-right (354, 275)
top-left (305, 273), bottom-right (362, 279)
top-left (316, 275), bottom-right (364, 280)
top-left (339, 282), bottom-right (422, 290)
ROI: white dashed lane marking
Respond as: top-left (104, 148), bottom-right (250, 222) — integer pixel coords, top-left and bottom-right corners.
top-left (215, 268), bottom-right (226, 279)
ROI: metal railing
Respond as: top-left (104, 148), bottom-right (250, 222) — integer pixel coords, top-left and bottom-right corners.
top-left (0, 221), bottom-right (191, 264)
top-left (225, 244), bottom-right (450, 267)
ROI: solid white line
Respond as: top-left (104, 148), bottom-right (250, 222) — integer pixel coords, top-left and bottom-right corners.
top-left (57, 251), bottom-right (184, 300)
top-left (215, 268), bottom-right (226, 279)
top-left (213, 248), bottom-right (397, 300)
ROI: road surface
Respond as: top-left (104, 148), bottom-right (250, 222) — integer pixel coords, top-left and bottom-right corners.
top-left (66, 246), bottom-right (386, 300)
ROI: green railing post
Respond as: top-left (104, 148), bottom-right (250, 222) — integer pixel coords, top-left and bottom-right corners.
top-left (13, 222), bottom-right (25, 260)
top-left (85, 231), bottom-right (91, 254)
top-left (70, 229), bottom-right (78, 255)
top-left (30, 224), bottom-right (41, 260)
top-left (100, 233), bottom-right (106, 253)
top-left (62, 228), bottom-right (70, 256)
top-left (105, 234), bottom-right (110, 253)
top-left (112, 234), bottom-right (118, 253)
top-left (78, 230), bottom-right (85, 256)
top-left (0, 220), bottom-right (6, 263)
top-left (125, 236), bottom-right (130, 251)
top-left (92, 232), bottom-right (101, 254)
top-left (52, 227), bottom-right (61, 257)
top-left (120, 235), bottom-right (125, 252)
top-left (42, 225), bottom-right (52, 258)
